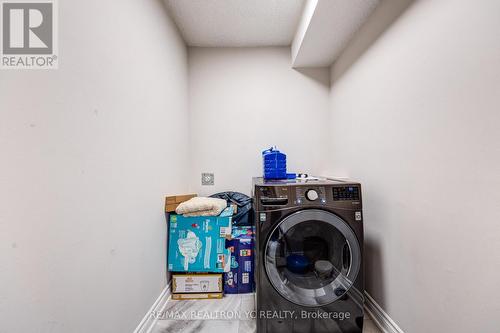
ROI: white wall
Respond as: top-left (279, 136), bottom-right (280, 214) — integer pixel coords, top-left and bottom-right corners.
top-left (327, 0), bottom-right (500, 332)
top-left (0, 1), bottom-right (189, 332)
top-left (291, 0), bottom-right (379, 67)
top-left (188, 47), bottom-right (330, 196)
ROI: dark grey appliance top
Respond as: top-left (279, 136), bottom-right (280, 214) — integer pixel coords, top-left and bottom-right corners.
top-left (252, 176), bottom-right (359, 187)
top-left (253, 176), bottom-right (362, 211)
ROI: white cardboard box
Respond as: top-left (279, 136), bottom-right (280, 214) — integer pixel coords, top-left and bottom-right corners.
top-left (172, 274), bottom-right (223, 293)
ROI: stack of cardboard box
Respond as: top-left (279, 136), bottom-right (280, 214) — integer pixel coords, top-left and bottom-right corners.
top-left (165, 194), bottom-right (232, 300)
top-left (164, 194), bottom-right (197, 213)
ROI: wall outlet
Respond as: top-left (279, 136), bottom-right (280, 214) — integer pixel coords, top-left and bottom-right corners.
top-left (201, 173), bottom-right (214, 185)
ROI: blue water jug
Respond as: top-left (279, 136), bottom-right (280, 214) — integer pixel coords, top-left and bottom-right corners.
top-left (262, 146), bottom-right (287, 179)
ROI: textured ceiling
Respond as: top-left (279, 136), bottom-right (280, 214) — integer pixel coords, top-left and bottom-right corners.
top-left (164, 0), bottom-right (305, 47)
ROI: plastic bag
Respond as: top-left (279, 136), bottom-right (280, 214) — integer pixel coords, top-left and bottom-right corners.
top-left (209, 191), bottom-right (254, 226)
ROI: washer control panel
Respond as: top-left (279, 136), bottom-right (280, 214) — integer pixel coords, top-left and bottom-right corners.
top-left (254, 179), bottom-right (362, 211)
top-left (333, 186), bottom-right (360, 201)
top-left (295, 186), bottom-right (327, 205)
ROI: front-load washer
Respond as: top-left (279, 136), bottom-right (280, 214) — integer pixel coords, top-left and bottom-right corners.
top-left (253, 177), bottom-right (364, 333)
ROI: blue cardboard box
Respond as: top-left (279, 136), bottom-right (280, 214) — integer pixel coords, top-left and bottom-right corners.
top-left (168, 207), bottom-right (233, 273)
top-left (224, 226), bottom-right (255, 294)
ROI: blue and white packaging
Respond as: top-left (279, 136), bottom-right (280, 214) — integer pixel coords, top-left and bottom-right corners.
top-left (168, 207), bottom-right (233, 273)
top-left (224, 226), bottom-right (255, 294)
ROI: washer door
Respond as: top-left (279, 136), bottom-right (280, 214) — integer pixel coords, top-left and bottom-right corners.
top-left (265, 209), bottom-right (361, 307)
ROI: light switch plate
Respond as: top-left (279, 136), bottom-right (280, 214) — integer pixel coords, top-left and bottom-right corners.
top-left (201, 173), bottom-right (214, 185)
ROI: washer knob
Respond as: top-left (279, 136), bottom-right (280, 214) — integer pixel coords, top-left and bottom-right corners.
top-left (306, 189), bottom-right (319, 201)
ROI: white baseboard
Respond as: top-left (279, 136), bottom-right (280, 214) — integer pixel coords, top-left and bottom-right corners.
top-left (133, 285), bottom-right (171, 333)
top-left (134, 286), bottom-right (399, 333)
top-left (364, 292), bottom-right (405, 333)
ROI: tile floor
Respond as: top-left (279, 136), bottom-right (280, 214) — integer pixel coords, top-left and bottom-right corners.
top-left (151, 294), bottom-right (382, 333)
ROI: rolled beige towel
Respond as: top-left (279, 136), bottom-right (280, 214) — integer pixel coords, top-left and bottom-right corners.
top-left (175, 197), bottom-right (227, 217)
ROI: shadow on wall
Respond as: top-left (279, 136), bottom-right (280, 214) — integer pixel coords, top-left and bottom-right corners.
top-left (331, 0), bottom-right (416, 83)
top-left (364, 237), bottom-right (385, 306)
top-left (294, 67), bottom-right (331, 87)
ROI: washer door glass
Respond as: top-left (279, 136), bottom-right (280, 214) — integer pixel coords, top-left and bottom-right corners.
top-left (265, 209), bottom-right (361, 307)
